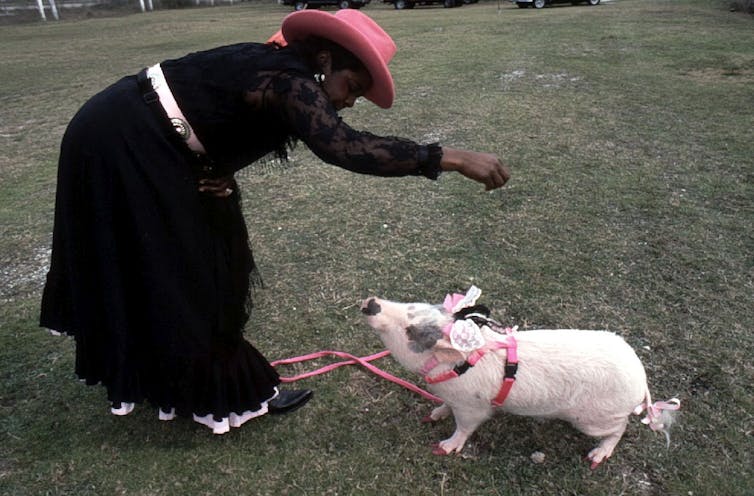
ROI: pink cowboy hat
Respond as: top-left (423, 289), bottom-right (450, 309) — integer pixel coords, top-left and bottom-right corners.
top-left (280, 10), bottom-right (396, 109)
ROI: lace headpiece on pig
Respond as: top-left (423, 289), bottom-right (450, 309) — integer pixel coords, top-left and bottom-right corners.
top-left (441, 286), bottom-right (507, 352)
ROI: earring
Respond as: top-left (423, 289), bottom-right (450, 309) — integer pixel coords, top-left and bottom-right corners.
top-left (314, 73), bottom-right (326, 84)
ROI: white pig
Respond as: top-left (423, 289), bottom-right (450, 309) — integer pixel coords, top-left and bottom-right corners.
top-left (361, 288), bottom-right (679, 468)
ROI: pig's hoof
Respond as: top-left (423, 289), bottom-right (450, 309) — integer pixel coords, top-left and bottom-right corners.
top-left (585, 450), bottom-right (608, 470)
top-left (431, 443), bottom-right (449, 456)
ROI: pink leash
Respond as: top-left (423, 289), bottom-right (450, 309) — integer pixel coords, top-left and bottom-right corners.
top-left (271, 350), bottom-right (443, 404)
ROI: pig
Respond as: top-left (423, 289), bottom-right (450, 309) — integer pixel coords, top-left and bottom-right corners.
top-left (360, 287), bottom-right (679, 468)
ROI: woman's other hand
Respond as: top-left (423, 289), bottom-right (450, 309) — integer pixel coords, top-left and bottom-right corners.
top-left (440, 147), bottom-right (511, 191)
top-left (198, 176), bottom-right (236, 198)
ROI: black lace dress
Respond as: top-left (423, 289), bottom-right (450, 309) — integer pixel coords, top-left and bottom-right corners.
top-left (40, 42), bottom-right (441, 433)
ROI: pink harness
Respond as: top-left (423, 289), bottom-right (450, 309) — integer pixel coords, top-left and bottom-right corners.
top-left (422, 326), bottom-right (518, 407)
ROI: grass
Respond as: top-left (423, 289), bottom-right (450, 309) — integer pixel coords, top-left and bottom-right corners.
top-left (1, 0), bottom-right (753, 494)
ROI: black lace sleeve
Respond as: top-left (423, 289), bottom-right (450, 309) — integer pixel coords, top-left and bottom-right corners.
top-left (273, 73), bottom-right (442, 179)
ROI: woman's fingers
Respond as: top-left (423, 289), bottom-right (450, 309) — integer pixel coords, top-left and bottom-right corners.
top-left (488, 162), bottom-right (511, 190)
top-left (198, 178), bottom-right (234, 197)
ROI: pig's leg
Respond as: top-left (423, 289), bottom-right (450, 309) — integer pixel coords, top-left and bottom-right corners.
top-left (575, 419), bottom-right (628, 469)
top-left (433, 406), bottom-right (490, 455)
top-left (422, 403), bottom-right (451, 423)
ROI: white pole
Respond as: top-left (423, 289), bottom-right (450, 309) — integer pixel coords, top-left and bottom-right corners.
top-left (147, 0), bottom-right (154, 10)
top-left (48, 0), bottom-right (59, 19)
top-left (138, 0), bottom-right (146, 12)
top-left (36, 0), bottom-right (47, 20)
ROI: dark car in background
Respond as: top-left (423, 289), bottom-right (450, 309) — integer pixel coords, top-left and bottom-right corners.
top-left (513, 0), bottom-right (598, 8)
top-left (281, 0), bottom-right (370, 10)
top-left (384, 0), bottom-right (475, 9)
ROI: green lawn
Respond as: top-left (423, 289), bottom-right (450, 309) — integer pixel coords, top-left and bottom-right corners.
top-left (1, 1), bottom-right (752, 494)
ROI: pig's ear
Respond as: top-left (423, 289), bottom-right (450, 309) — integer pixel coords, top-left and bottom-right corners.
top-left (433, 340), bottom-right (466, 364)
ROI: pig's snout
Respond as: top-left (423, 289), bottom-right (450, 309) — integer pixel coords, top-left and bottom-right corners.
top-left (361, 298), bottom-right (382, 316)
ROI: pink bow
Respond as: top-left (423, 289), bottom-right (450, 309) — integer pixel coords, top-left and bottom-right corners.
top-left (443, 293), bottom-right (466, 313)
top-left (641, 399), bottom-right (681, 430)
top-left (442, 293), bottom-right (466, 336)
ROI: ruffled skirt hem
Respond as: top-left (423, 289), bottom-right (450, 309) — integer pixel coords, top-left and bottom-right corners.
top-left (110, 387), bottom-right (278, 435)
top-left (47, 328), bottom-right (280, 431)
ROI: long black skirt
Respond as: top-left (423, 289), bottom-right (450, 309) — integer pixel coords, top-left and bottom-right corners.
top-left (40, 75), bottom-right (280, 433)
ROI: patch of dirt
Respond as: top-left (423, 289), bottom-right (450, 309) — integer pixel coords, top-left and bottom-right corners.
top-left (499, 69), bottom-right (585, 90)
top-left (0, 246), bottom-right (50, 302)
top-left (681, 67), bottom-right (754, 84)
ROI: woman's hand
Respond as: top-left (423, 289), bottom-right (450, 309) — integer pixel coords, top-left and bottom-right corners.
top-left (198, 176), bottom-right (236, 198)
top-left (440, 147), bottom-right (511, 191)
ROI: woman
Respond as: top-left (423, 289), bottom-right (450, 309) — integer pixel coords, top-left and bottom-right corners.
top-left (40, 9), bottom-right (510, 434)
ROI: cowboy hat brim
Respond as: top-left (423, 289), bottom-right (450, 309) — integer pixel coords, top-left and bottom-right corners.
top-left (281, 10), bottom-right (395, 109)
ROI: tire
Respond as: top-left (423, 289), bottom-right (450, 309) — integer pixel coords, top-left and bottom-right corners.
top-left (443, 0), bottom-right (453, 7)
top-left (294, 0), bottom-right (306, 9)
top-left (394, 0), bottom-right (406, 8)
top-left (338, 0), bottom-right (350, 7)
top-left (533, 0), bottom-right (545, 7)
top-left (588, 0), bottom-right (600, 4)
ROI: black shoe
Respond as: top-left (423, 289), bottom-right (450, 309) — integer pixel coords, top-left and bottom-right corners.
top-left (268, 389), bottom-right (313, 415)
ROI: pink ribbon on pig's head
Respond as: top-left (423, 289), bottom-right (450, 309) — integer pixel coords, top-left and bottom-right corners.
top-left (443, 285), bottom-right (482, 314)
top-left (442, 286), bottom-right (482, 336)
top-left (443, 293), bottom-right (466, 314)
